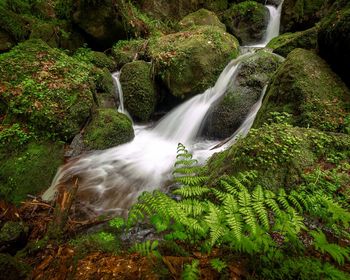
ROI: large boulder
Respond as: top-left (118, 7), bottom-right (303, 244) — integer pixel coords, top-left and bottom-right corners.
top-left (120, 61), bottom-right (157, 121)
top-left (0, 39), bottom-right (101, 141)
top-left (254, 49), bottom-right (350, 133)
top-left (179, 8), bottom-right (226, 30)
top-left (203, 51), bottom-right (283, 139)
top-left (222, 1), bottom-right (268, 45)
top-left (207, 123), bottom-right (350, 191)
top-left (148, 26), bottom-right (239, 99)
top-left (318, 0), bottom-right (350, 87)
top-left (267, 27), bottom-right (317, 57)
top-left (84, 109), bottom-right (134, 150)
top-left (280, 0), bottom-right (330, 33)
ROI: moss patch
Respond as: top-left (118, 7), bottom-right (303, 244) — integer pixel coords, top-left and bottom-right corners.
top-left (267, 26), bottom-right (317, 57)
top-left (207, 123), bottom-right (350, 191)
top-left (148, 26), bottom-right (239, 98)
top-left (112, 39), bottom-right (148, 68)
top-left (0, 253), bottom-right (30, 280)
top-left (0, 39), bottom-right (99, 141)
top-left (84, 109), bottom-right (134, 150)
top-left (0, 141), bottom-right (64, 204)
top-left (120, 61), bottom-right (157, 121)
top-left (179, 8), bottom-right (226, 30)
top-left (254, 49), bottom-right (350, 133)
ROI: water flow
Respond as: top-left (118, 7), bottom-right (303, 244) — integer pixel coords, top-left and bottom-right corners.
top-left (112, 72), bottom-right (128, 115)
top-left (249, 1), bottom-right (283, 48)
top-left (42, 56), bottom-right (246, 215)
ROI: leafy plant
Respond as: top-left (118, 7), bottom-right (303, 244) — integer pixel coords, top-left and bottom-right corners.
top-left (130, 240), bottom-right (161, 259)
top-left (210, 258), bottom-right (227, 273)
top-left (182, 259), bottom-right (200, 280)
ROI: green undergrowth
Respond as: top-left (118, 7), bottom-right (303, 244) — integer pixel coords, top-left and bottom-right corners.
top-left (123, 141), bottom-right (350, 278)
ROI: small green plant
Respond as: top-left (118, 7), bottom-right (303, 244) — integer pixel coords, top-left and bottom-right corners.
top-left (182, 259), bottom-right (200, 280)
top-left (210, 258), bottom-right (227, 273)
top-left (130, 240), bottom-right (161, 258)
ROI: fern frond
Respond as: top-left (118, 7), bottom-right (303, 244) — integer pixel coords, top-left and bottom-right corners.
top-left (252, 202), bottom-right (269, 230)
top-left (252, 185), bottom-right (265, 202)
top-left (205, 203), bottom-right (227, 245)
top-left (265, 198), bottom-right (282, 217)
top-left (238, 190), bottom-right (251, 208)
top-left (239, 206), bottom-right (257, 235)
top-left (182, 260), bottom-right (200, 280)
top-left (174, 176), bottom-right (208, 186)
top-left (222, 194), bottom-right (242, 241)
top-left (179, 199), bottom-right (208, 217)
top-left (173, 186), bottom-right (210, 198)
top-left (172, 166), bottom-right (203, 175)
top-left (174, 159), bottom-right (198, 167)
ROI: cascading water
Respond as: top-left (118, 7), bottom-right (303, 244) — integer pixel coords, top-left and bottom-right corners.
top-left (112, 71), bottom-right (131, 119)
top-left (42, 2), bottom-right (284, 215)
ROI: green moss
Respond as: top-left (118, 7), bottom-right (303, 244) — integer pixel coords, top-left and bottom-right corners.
top-left (179, 8), bottom-right (226, 30)
top-left (254, 49), bottom-right (350, 132)
top-left (112, 39), bottom-right (148, 68)
top-left (0, 253), bottom-right (30, 280)
top-left (207, 123), bottom-right (350, 191)
top-left (267, 27), bottom-right (317, 57)
top-left (0, 123), bottom-right (33, 154)
top-left (223, 1), bottom-right (268, 44)
top-left (0, 39), bottom-right (98, 141)
top-left (203, 0), bottom-right (229, 12)
top-left (0, 141), bottom-right (64, 204)
top-left (73, 47), bottom-right (115, 71)
top-left (120, 61), bottom-right (157, 121)
top-left (148, 26), bottom-right (239, 98)
top-left (84, 108), bottom-right (134, 150)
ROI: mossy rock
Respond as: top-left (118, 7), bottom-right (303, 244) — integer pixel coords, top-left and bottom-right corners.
top-left (207, 123), bottom-right (350, 191)
top-left (318, 0), bottom-right (350, 87)
top-left (254, 49), bottom-right (350, 133)
top-left (84, 109), bottom-right (134, 150)
top-left (120, 61), bottom-right (157, 121)
top-left (148, 26), bottom-right (239, 98)
top-left (203, 51), bottom-right (283, 139)
top-left (112, 39), bottom-right (148, 68)
top-left (202, 0), bottom-right (229, 12)
top-left (0, 39), bottom-right (99, 141)
top-left (280, 0), bottom-right (330, 32)
top-left (267, 26), bottom-right (317, 57)
top-left (223, 1), bottom-right (268, 45)
top-left (0, 253), bottom-right (30, 280)
top-left (140, 0), bottom-right (200, 20)
top-left (0, 142), bottom-right (64, 204)
top-left (73, 48), bottom-right (115, 71)
top-left (179, 8), bottom-right (226, 30)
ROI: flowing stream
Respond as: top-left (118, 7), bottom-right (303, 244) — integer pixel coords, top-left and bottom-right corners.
top-left (42, 2), bottom-right (284, 216)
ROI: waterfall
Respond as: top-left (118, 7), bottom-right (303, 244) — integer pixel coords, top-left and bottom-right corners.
top-left (42, 55), bottom-right (249, 215)
top-left (42, 3), bottom-right (285, 216)
top-left (249, 1), bottom-right (283, 48)
top-left (112, 71), bottom-right (130, 117)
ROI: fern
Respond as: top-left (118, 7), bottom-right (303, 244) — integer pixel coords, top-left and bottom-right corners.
top-left (311, 230), bottom-right (350, 265)
top-left (210, 258), bottom-right (227, 273)
top-left (173, 185), bottom-right (210, 198)
top-left (182, 260), bottom-right (200, 280)
top-left (131, 240), bottom-right (161, 258)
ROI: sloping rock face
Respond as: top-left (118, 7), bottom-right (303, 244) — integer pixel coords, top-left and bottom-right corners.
top-left (254, 49), bottom-right (350, 133)
top-left (203, 51), bottom-right (283, 139)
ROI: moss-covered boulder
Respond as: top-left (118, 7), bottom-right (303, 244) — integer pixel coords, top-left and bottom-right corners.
top-left (112, 39), bottom-right (148, 68)
top-left (318, 0), bottom-right (350, 87)
top-left (120, 61), bottom-right (157, 121)
top-left (267, 27), bottom-right (317, 57)
top-left (254, 49), bottom-right (350, 132)
top-left (0, 221), bottom-right (28, 251)
top-left (179, 8), bottom-right (226, 30)
top-left (0, 39), bottom-right (101, 141)
top-left (280, 0), bottom-right (330, 32)
top-left (84, 109), bottom-right (134, 150)
top-left (203, 51), bottom-right (283, 139)
top-left (207, 123), bottom-right (350, 191)
top-left (0, 142), bottom-right (64, 204)
top-left (0, 253), bottom-right (30, 280)
top-left (0, 29), bottom-right (14, 52)
top-left (72, 0), bottom-right (126, 49)
top-left (148, 26), bottom-right (239, 98)
top-left (223, 1), bottom-right (268, 45)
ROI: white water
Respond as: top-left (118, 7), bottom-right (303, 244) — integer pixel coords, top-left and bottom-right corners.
top-left (112, 71), bottom-right (131, 119)
top-left (42, 3), bottom-right (283, 215)
top-left (249, 1), bottom-right (283, 48)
